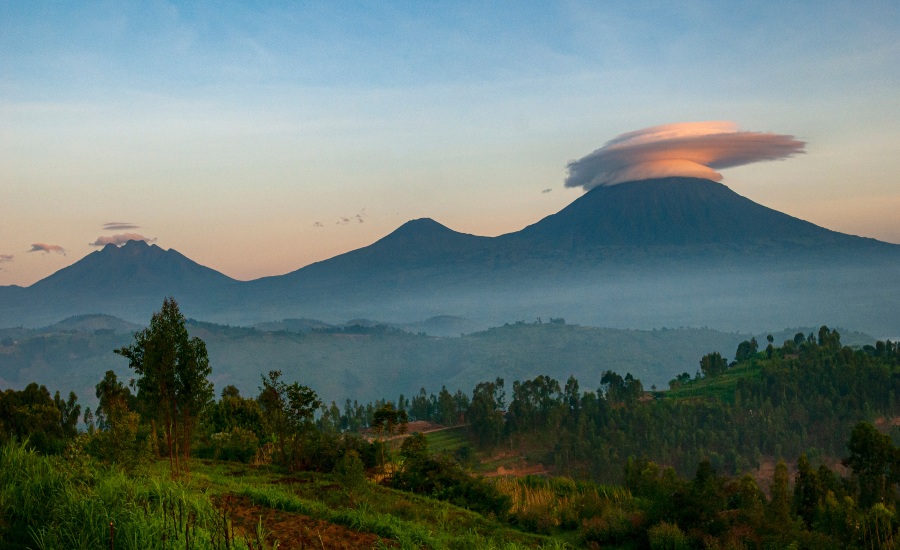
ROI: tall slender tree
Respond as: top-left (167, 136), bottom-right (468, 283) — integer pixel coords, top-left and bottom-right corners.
top-left (116, 297), bottom-right (213, 477)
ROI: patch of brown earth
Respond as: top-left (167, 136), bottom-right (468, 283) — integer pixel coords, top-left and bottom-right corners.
top-left (874, 416), bottom-right (900, 428)
top-left (218, 495), bottom-right (394, 549)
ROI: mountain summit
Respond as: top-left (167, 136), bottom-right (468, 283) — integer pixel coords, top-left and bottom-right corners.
top-left (0, 240), bottom-right (237, 327)
top-left (2, 179), bottom-right (898, 333)
top-left (32, 240), bottom-right (235, 294)
top-left (505, 177), bottom-right (882, 255)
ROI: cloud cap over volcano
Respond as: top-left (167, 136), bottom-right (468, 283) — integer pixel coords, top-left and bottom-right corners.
top-left (565, 122), bottom-right (806, 190)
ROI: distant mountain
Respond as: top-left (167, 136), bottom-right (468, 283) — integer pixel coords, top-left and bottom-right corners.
top-left (43, 314), bottom-right (141, 335)
top-left (31, 241), bottom-right (235, 294)
top-left (0, 317), bottom-right (761, 407)
top-left (1, 178), bottom-right (899, 335)
top-left (503, 177), bottom-right (886, 256)
top-left (0, 241), bottom-right (238, 327)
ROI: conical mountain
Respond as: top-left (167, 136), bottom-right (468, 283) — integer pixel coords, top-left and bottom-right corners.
top-left (251, 218), bottom-right (495, 288)
top-left (3, 178), bottom-right (899, 331)
top-left (501, 177), bottom-right (887, 256)
top-left (1, 240), bottom-right (238, 327)
top-left (32, 240), bottom-right (236, 294)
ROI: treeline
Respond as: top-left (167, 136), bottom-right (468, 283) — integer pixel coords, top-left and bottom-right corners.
top-left (5, 297), bottom-right (900, 548)
top-left (454, 327), bottom-right (900, 482)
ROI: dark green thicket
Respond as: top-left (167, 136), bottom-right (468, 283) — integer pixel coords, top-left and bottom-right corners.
top-left (463, 327), bottom-right (900, 483)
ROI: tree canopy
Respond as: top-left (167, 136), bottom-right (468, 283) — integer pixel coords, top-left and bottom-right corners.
top-left (115, 297), bottom-right (213, 476)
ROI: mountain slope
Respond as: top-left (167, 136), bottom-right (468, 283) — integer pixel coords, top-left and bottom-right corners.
top-left (2, 178), bottom-right (899, 333)
top-left (0, 240), bottom-right (239, 326)
top-left (32, 240), bottom-right (236, 294)
top-left (502, 177), bottom-right (889, 256)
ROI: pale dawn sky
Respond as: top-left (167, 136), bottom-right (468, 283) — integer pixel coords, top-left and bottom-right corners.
top-left (2, 1), bottom-right (899, 286)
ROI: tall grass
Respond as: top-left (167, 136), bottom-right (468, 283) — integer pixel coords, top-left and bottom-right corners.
top-left (0, 440), bottom-right (257, 550)
top-left (494, 475), bottom-right (634, 535)
top-left (241, 484), bottom-right (569, 549)
top-left (1, 441), bottom-right (574, 549)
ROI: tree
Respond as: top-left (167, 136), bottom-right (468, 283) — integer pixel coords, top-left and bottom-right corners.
top-left (371, 402), bottom-right (408, 471)
top-left (115, 297), bottom-right (213, 477)
top-left (699, 352), bottom-right (728, 378)
top-left (468, 378), bottom-right (505, 448)
top-left (843, 421), bottom-right (899, 507)
top-left (92, 370), bottom-right (145, 466)
top-left (258, 370), bottom-right (322, 468)
top-left (734, 338), bottom-right (758, 363)
top-left (0, 383), bottom-right (80, 454)
top-left (793, 454), bottom-right (823, 527)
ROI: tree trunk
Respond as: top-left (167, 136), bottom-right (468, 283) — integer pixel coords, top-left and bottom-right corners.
top-left (151, 419), bottom-right (161, 459)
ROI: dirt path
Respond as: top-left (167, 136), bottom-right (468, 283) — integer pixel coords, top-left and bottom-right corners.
top-left (218, 495), bottom-right (393, 549)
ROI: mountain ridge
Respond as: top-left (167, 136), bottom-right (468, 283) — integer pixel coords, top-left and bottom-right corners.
top-left (2, 177), bottom-right (899, 333)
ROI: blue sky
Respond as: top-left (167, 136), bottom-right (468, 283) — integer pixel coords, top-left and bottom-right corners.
top-left (2, 1), bottom-right (899, 285)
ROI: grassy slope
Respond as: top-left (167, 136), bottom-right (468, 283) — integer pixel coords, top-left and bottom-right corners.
top-left (0, 440), bottom-right (571, 549)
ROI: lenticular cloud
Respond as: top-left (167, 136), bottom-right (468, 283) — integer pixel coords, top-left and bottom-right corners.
top-left (564, 121), bottom-right (806, 190)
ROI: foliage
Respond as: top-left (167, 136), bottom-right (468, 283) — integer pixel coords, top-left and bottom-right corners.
top-left (115, 297), bottom-right (213, 477)
top-left (257, 369), bottom-right (322, 469)
top-left (196, 385), bottom-right (264, 463)
top-left (0, 383), bottom-right (80, 454)
top-left (89, 370), bottom-right (150, 468)
top-left (392, 432), bottom-right (512, 518)
top-left (699, 351), bottom-right (729, 378)
top-left (333, 449), bottom-right (368, 498)
top-left (0, 441), bottom-right (259, 550)
top-left (6, 322), bottom-right (900, 548)
top-left (468, 377), bottom-right (506, 448)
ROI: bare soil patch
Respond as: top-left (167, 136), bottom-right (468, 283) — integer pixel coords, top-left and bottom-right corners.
top-left (217, 495), bottom-right (393, 549)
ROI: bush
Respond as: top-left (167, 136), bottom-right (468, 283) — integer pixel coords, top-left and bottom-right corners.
top-left (198, 427), bottom-right (260, 463)
top-left (392, 435), bottom-right (510, 518)
top-left (648, 521), bottom-right (690, 550)
top-left (333, 450), bottom-right (368, 497)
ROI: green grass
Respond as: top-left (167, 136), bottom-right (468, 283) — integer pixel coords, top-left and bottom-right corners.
top-left (425, 426), bottom-right (469, 454)
top-left (0, 441), bottom-right (578, 549)
top-left (239, 471), bottom-right (563, 549)
top-left (0, 440), bottom-right (259, 550)
top-left (660, 361), bottom-right (759, 403)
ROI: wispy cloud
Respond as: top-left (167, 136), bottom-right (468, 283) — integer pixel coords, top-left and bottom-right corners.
top-left (103, 222), bottom-right (140, 230)
top-left (29, 243), bottom-right (65, 255)
top-left (565, 121), bottom-right (806, 190)
top-left (89, 233), bottom-right (157, 247)
top-left (0, 255), bottom-right (12, 263)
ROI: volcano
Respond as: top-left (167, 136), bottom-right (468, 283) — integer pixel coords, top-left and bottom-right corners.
top-left (500, 177), bottom-right (888, 258)
top-left (1, 178), bottom-right (898, 334)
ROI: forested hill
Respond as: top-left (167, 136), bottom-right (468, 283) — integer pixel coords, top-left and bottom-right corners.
top-left (476, 327), bottom-right (900, 484)
top-left (1, 317), bottom-right (783, 407)
top-left (4, 315), bottom-right (900, 548)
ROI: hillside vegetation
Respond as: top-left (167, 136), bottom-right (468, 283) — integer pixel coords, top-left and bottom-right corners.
top-left (4, 300), bottom-right (900, 548)
top-left (0, 315), bottom-right (799, 406)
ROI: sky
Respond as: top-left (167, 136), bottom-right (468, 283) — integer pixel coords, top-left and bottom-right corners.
top-left (2, 1), bottom-right (899, 286)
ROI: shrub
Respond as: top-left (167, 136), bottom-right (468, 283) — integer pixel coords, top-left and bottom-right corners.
top-left (648, 521), bottom-right (690, 550)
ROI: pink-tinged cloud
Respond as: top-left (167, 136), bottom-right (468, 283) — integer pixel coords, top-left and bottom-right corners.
top-left (0, 254), bottom-right (12, 262)
top-left (103, 222), bottom-right (140, 230)
top-left (564, 121), bottom-right (806, 190)
top-left (29, 243), bottom-right (66, 255)
top-left (89, 233), bottom-right (157, 247)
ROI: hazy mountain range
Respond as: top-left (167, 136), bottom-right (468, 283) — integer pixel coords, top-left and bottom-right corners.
top-left (2, 177), bottom-right (899, 336)
top-left (0, 313), bottom-right (875, 407)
